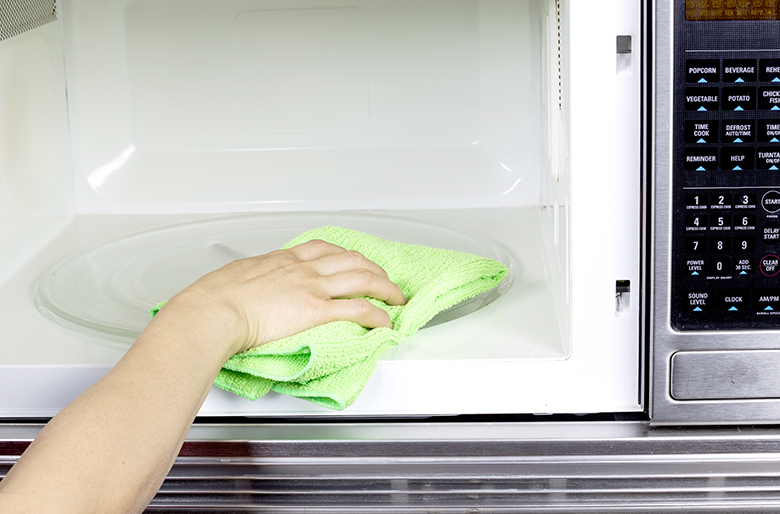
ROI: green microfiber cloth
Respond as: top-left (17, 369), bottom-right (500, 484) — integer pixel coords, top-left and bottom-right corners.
top-left (152, 226), bottom-right (508, 410)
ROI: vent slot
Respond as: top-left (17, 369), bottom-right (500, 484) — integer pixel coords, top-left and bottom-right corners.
top-left (0, 0), bottom-right (57, 42)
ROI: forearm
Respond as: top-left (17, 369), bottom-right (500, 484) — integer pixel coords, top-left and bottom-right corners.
top-left (0, 240), bottom-right (405, 513)
top-left (0, 294), bottom-right (238, 514)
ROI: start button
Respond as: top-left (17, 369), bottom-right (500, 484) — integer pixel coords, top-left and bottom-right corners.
top-left (762, 190), bottom-right (780, 212)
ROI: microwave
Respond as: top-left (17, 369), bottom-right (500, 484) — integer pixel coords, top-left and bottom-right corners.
top-left (11, 0), bottom-right (780, 510)
top-left (5, 0), bottom-right (780, 447)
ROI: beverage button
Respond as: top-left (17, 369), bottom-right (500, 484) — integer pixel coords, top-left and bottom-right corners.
top-left (723, 86), bottom-right (756, 111)
top-left (760, 254), bottom-right (780, 276)
top-left (717, 289), bottom-right (750, 312)
top-left (761, 190), bottom-right (780, 212)
top-left (754, 289), bottom-right (780, 312)
top-left (684, 290), bottom-right (713, 312)
top-left (759, 119), bottom-right (780, 143)
top-left (733, 256), bottom-right (754, 275)
top-left (759, 58), bottom-right (780, 83)
top-left (686, 120), bottom-right (717, 144)
top-left (721, 147), bottom-right (754, 171)
top-left (685, 147), bottom-right (719, 171)
top-left (722, 120), bottom-right (755, 143)
top-left (724, 59), bottom-right (757, 83)
top-left (686, 258), bottom-right (706, 276)
top-left (758, 87), bottom-right (780, 110)
top-left (687, 59), bottom-right (720, 83)
top-left (757, 148), bottom-right (780, 170)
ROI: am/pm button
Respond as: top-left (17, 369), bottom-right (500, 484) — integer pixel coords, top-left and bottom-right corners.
top-left (754, 289), bottom-right (780, 312)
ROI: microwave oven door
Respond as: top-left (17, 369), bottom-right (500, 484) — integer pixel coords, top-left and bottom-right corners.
top-left (0, 0), bottom-right (643, 419)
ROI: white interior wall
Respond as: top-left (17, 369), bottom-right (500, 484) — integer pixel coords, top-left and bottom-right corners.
top-left (0, 19), bottom-right (74, 286)
top-left (63, 0), bottom-right (545, 214)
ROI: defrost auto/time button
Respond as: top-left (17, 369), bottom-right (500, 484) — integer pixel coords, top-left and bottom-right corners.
top-left (722, 121), bottom-right (755, 143)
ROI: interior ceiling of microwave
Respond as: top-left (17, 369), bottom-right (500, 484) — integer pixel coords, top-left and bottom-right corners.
top-left (35, 212), bottom-right (511, 343)
top-left (0, 0), bottom-right (56, 41)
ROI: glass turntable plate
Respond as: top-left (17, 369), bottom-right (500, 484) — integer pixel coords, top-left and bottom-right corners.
top-left (36, 213), bottom-right (511, 342)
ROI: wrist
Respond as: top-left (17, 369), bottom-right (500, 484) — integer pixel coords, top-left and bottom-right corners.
top-left (153, 289), bottom-right (248, 364)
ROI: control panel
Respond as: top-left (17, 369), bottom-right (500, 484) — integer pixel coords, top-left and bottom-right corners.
top-left (672, 17), bottom-right (780, 330)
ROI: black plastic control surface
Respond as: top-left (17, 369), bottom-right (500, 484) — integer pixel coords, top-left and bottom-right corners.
top-left (672, 17), bottom-right (780, 330)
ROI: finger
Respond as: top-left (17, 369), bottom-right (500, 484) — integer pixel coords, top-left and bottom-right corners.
top-left (324, 298), bottom-right (393, 329)
top-left (318, 269), bottom-right (407, 306)
top-left (285, 239), bottom-right (348, 261)
top-left (308, 249), bottom-right (390, 280)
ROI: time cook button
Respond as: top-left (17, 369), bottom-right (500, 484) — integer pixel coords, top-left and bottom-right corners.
top-left (762, 190), bottom-right (780, 212)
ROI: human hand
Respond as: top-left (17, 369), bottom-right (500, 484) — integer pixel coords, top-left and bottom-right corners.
top-left (160, 239), bottom-right (407, 358)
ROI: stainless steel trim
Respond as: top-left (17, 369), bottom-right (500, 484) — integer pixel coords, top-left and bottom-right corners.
top-left (672, 350), bottom-right (780, 400)
top-left (648, 0), bottom-right (780, 425)
top-left (6, 421), bottom-right (780, 511)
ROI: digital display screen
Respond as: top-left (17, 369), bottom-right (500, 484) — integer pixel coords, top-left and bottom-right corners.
top-left (687, 0), bottom-right (780, 20)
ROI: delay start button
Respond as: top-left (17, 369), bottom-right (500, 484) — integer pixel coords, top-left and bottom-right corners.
top-left (763, 222), bottom-right (780, 243)
top-left (760, 254), bottom-right (780, 276)
top-left (762, 190), bottom-right (780, 212)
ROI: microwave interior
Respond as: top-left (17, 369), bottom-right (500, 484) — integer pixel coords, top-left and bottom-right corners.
top-left (0, 0), bottom-right (643, 418)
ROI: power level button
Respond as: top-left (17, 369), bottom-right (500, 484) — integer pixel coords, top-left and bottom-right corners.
top-left (762, 190), bottom-right (780, 213)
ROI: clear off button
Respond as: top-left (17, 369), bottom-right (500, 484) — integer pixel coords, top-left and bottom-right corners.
top-left (760, 254), bottom-right (780, 276)
top-left (762, 190), bottom-right (780, 212)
